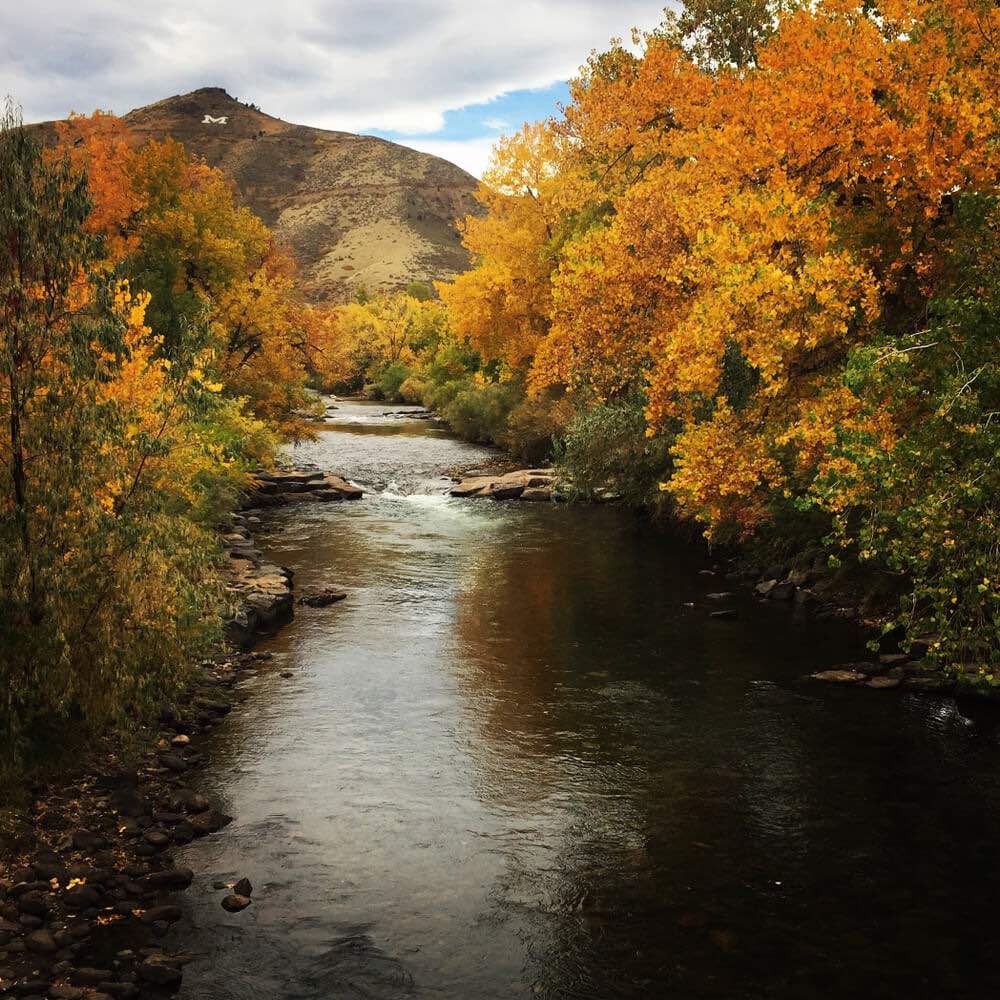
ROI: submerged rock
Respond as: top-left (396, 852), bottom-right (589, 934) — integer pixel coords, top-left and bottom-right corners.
top-left (810, 669), bottom-right (866, 683)
top-left (298, 588), bottom-right (347, 608)
top-left (867, 676), bottom-right (901, 690)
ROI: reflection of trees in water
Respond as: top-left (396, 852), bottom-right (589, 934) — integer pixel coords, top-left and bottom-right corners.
top-left (447, 508), bottom-right (999, 997)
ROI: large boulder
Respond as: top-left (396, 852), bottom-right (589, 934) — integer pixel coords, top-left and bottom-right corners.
top-left (450, 470), bottom-right (558, 501)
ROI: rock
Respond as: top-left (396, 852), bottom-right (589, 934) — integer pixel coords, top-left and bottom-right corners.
top-left (10, 868), bottom-right (34, 886)
top-left (233, 878), bottom-right (252, 897)
top-left (19, 913), bottom-right (43, 929)
top-left (904, 676), bottom-right (955, 693)
top-left (706, 592), bottom-right (735, 601)
top-left (110, 787), bottom-right (149, 819)
top-left (755, 579), bottom-right (779, 597)
top-left (71, 830), bottom-right (106, 852)
top-left (99, 985), bottom-right (139, 999)
top-left (137, 956), bottom-right (182, 988)
top-left (69, 968), bottom-right (113, 986)
top-left (142, 867), bottom-right (193, 891)
top-left (158, 752), bottom-right (187, 773)
top-left (16, 892), bottom-right (49, 917)
top-left (256, 469), bottom-right (325, 486)
top-left (63, 885), bottom-right (102, 910)
top-left (298, 588), bottom-right (347, 608)
top-left (172, 822), bottom-right (195, 845)
top-left (879, 653), bottom-right (910, 666)
top-left (451, 469), bottom-right (558, 501)
top-left (13, 979), bottom-right (51, 995)
top-left (195, 698), bottom-right (232, 716)
top-left (170, 790), bottom-right (211, 815)
top-left (519, 487), bottom-right (553, 502)
top-left (49, 986), bottom-right (85, 999)
top-left (221, 894), bottom-right (251, 913)
top-left (839, 660), bottom-right (882, 676)
top-left (24, 929), bottom-right (57, 954)
top-left (488, 481), bottom-right (527, 501)
top-left (140, 905), bottom-right (182, 925)
top-left (319, 474), bottom-right (363, 500)
top-left (810, 669), bottom-right (866, 683)
top-left (189, 811), bottom-right (232, 836)
top-left (867, 676), bottom-right (901, 690)
top-left (709, 609), bottom-right (738, 619)
top-left (142, 830), bottom-right (171, 851)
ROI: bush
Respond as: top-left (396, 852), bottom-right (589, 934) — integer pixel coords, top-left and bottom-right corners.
top-left (441, 381), bottom-right (521, 444)
top-left (500, 394), bottom-right (574, 464)
top-left (376, 362), bottom-right (413, 402)
top-left (556, 395), bottom-right (672, 507)
top-left (398, 375), bottom-right (428, 404)
top-left (812, 194), bottom-right (1000, 678)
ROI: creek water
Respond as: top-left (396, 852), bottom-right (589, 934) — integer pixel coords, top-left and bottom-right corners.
top-left (171, 399), bottom-right (1000, 999)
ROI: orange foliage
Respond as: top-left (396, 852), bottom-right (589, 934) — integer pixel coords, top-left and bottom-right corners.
top-left (442, 0), bottom-right (1000, 537)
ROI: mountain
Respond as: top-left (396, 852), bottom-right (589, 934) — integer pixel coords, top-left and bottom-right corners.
top-left (41, 87), bottom-right (481, 301)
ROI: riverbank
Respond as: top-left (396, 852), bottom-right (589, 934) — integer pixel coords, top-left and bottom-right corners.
top-left (0, 466), bottom-right (364, 998)
top-left (0, 646), bottom-right (267, 998)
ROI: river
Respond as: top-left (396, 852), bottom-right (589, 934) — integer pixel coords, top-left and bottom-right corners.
top-left (169, 399), bottom-right (1000, 999)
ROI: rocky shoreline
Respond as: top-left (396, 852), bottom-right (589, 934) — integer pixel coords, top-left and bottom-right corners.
top-left (0, 648), bottom-right (267, 998)
top-left (446, 465), bottom-right (980, 700)
top-left (223, 468), bottom-right (362, 647)
top-left (699, 555), bottom-right (985, 699)
top-left (0, 465), bottom-right (361, 998)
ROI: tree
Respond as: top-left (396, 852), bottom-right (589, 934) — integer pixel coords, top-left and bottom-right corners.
top-left (0, 103), bottom-right (233, 760)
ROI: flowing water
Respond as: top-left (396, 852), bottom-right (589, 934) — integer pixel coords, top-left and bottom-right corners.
top-left (171, 399), bottom-right (1000, 1000)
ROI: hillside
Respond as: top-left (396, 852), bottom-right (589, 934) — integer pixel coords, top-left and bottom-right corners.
top-left (40, 87), bottom-right (480, 301)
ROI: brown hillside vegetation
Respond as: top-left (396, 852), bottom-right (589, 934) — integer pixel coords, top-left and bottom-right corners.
top-left (34, 87), bottom-right (479, 301)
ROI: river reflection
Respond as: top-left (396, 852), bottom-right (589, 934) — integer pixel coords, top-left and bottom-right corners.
top-left (168, 399), bottom-right (1000, 1000)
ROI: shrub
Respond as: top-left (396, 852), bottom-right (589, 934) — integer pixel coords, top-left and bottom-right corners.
top-left (376, 361), bottom-right (413, 401)
top-left (556, 395), bottom-right (672, 507)
top-left (500, 394), bottom-right (574, 464)
top-left (441, 381), bottom-right (521, 444)
top-left (398, 375), bottom-right (428, 405)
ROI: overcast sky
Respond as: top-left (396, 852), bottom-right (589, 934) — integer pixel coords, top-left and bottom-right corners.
top-left (3, 1), bottom-right (668, 176)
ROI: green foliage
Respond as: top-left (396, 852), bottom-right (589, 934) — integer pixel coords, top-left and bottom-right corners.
top-left (376, 361), bottom-right (413, 401)
top-left (556, 395), bottom-right (672, 507)
top-left (404, 281), bottom-right (432, 301)
top-left (657, 0), bottom-right (798, 68)
top-left (441, 381), bottom-right (522, 445)
top-left (813, 195), bottom-right (1000, 680)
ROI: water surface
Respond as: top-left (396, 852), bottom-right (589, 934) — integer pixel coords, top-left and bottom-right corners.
top-left (172, 399), bottom-right (1000, 999)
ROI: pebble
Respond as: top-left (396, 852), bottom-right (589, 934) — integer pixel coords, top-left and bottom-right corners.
top-left (221, 894), bottom-right (252, 913)
top-left (233, 877), bottom-right (253, 897)
top-left (49, 986), bottom-right (85, 999)
top-left (24, 929), bottom-right (56, 954)
top-left (138, 956), bottom-right (183, 987)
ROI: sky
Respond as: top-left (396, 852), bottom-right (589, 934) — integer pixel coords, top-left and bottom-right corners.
top-left (2, 1), bottom-right (669, 177)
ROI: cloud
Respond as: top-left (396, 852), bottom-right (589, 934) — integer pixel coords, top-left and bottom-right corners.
top-left (4, 1), bottom-right (666, 134)
top-left (397, 135), bottom-right (501, 180)
top-left (482, 117), bottom-right (510, 130)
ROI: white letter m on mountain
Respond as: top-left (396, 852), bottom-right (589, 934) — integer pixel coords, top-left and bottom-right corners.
top-left (202, 115), bottom-right (228, 125)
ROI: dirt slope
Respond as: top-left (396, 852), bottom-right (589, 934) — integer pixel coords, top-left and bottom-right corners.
top-left (39, 87), bottom-right (480, 301)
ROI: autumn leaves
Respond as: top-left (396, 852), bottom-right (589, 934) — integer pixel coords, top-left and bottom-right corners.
top-left (434, 0), bottom-right (1000, 671)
